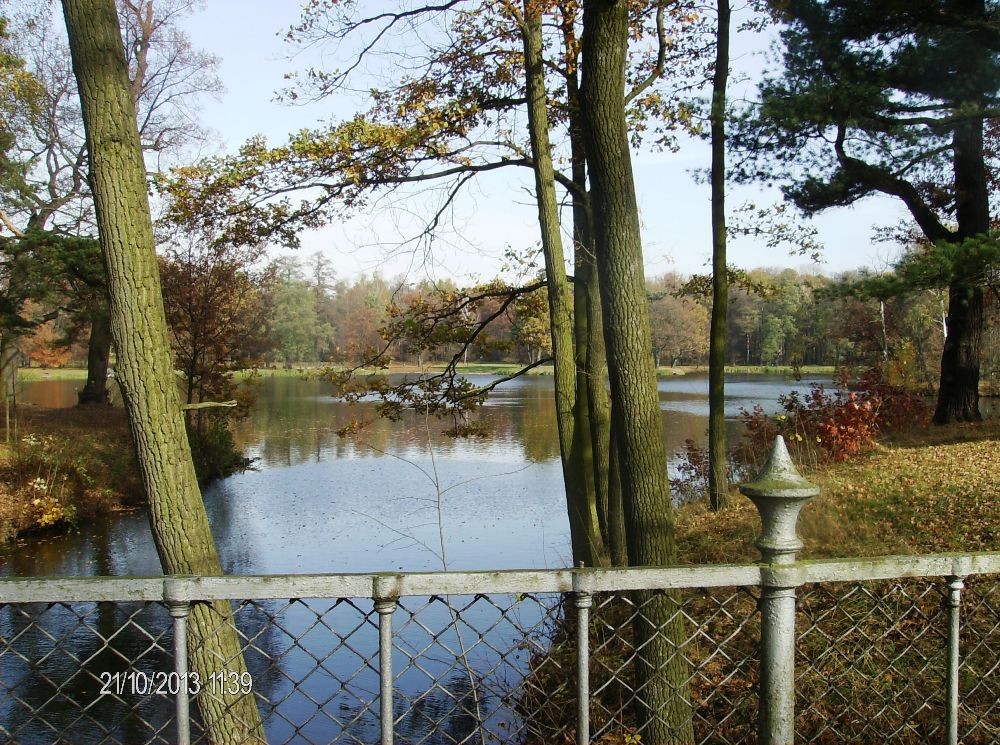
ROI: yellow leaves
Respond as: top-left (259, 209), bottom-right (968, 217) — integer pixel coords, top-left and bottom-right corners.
top-left (32, 495), bottom-right (74, 528)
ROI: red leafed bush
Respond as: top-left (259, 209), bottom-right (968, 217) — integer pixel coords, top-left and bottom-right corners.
top-left (736, 367), bottom-right (929, 468)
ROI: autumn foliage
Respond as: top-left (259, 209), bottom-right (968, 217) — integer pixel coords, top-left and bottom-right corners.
top-left (736, 368), bottom-right (930, 467)
top-left (21, 318), bottom-right (72, 368)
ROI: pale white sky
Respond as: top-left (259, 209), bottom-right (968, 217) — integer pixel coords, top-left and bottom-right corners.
top-left (179, 1), bottom-right (910, 284)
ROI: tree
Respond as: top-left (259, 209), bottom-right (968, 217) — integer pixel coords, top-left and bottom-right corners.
top-left (581, 0), bottom-right (694, 740)
top-left (648, 274), bottom-right (709, 366)
top-left (59, 1), bottom-right (264, 742)
top-left (20, 303), bottom-right (74, 368)
top-left (308, 251), bottom-right (337, 361)
top-left (708, 0), bottom-right (731, 510)
top-left (831, 235), bottom-right (1000, 384)
top-left (1, 0), bottom-right (220, 403)
top-left (159, 1), bottom-right (702, 729)
top-left (520, 0), bottom-right (604, 566)
top-left (264, 256), bottom-right (333, 366)
top-left (330, 272), bottom-right (393, 363)
top-left (159, 0), bottom-right (712, 570)
top-left (733, 0), bottom-right (1000, 423)
top-left (159, 230), bottom-right (273, 410)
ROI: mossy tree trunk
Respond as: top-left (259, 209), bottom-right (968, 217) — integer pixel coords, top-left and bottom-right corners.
top-left (708, 0), bottom-right (731, 510)
top-left (60, 1), bottom-right (265, 741)
top-left (581, 0), bottom-right (694, 741)
top-left (521, 1), bottom-right (604, 567)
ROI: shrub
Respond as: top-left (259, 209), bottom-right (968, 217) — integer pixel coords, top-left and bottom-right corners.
top-left (735, 367), bottom-right (929, 468)
top-left (186, 416), bottom-right (251, 483)
top-left (670, 438), bottom-right (713, 504)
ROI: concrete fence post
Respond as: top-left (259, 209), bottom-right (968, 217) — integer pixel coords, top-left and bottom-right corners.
top-left (740, 436), bottom-right (819, 745)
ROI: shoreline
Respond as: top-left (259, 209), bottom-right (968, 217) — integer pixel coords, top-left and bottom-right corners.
top-left (2, 396), bottom-right (996, 558)
top-left (16, 362), bottom-right (840, 381)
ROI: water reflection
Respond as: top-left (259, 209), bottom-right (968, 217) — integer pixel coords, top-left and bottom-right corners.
top-left (7, 372), bottom-right (829, 578)
top-left (0, 592), bottom-right (555, 745)
top-left (4, 372), bottom-right (829, 744)
top-left (0, 601), bottom-right (174, 744)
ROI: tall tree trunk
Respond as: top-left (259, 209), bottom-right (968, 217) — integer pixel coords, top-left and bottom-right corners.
top-left (60, 2), bottom-right (265, 742)
top-left (1, 336), bottom-right (17, 444)
top-left (521, 1), bottom-right (604, 567)
top-left (934, 281), bottom-right (983, 423)
top-left (77, 309), bottom-right (112, 404)
top-left (708, 0), bottom-right (731, 511)
top-left (606, 425), bottom-right (628, 567)
top-left (934, 107), bottom-right (987, 423)
top-left (585, 263), bottom-right (616, 553)
top-left (560, 3), bottom-right (616, 560)
top-left (581, 1), bottom-right (694, 741)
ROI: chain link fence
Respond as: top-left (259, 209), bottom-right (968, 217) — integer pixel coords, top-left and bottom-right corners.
top-left (1, 555), bottom-right (997, 744)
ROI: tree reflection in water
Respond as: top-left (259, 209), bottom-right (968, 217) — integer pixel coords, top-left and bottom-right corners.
top-left (2, 591), bottom-right (556, 744)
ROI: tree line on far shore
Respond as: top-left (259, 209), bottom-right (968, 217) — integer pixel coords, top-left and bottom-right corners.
top-left (16, 248), bottom-right (998, 399)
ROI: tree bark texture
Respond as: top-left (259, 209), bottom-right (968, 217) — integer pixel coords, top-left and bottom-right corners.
top-left (606, 425), bottom-right (628, 567)
top-left (562, 3), bottom-right (616, 564)
top-left (708, 0), bottom-right (731, 510)
top-left (522, 2), bottom-right (604, 566)
top-left (581, 0), bottom-right (694, 740)
top-left (60, 1), bottom-right (265, 741)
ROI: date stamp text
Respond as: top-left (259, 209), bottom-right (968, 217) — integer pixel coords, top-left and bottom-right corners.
top-left (98, 670), bottom-right (254, 697)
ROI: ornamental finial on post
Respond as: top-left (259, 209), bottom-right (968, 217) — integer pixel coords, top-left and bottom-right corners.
top-left (739, 436), bottom-right (819, 565)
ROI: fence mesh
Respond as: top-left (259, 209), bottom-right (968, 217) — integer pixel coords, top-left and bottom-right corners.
top-left (0, 600), bottom-right (174, 744)
top-left (0, 573), bottom-right (997, 744)
top-left (960, 575), bottom-right (999, 744)
top-left (796, 579), bottom-right (949, 743)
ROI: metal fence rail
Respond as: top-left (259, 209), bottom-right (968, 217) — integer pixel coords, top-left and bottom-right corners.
top-left (1, 554), bottom-right (998, 745)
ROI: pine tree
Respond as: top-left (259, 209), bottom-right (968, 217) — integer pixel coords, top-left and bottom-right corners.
top-left (734, 0), bottom-right (1000, 422)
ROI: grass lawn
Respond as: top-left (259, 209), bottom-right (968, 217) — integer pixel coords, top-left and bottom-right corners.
top-left (16, 367), bottom-right (88, 381)
top-left (676, 418), bottom-right (1000, 563)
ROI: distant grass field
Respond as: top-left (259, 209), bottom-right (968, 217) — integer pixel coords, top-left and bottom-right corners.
top-left (16, 363), bottom-right (837, 383)
top-left (16, 367), bottom-right (88, 381)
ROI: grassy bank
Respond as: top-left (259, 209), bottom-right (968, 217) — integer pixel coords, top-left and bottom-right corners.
top-left (16, 367), bottom-right (88, 381)
top-left (243, 362), bottom-right (557, 377)
top-left (0, 407), bottom-right (141, 542)
top-left (236, 362), bottom-right (836, 379)
top-left (18, 363), bottom-right (837, 383)
top-left (677, 418), bottom-right (1000, 563)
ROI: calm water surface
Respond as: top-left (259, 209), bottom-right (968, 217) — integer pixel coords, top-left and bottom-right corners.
top-left (2, 372), bottom-right (824, 577)
top-left (0, 372), bottom-right (823, 744)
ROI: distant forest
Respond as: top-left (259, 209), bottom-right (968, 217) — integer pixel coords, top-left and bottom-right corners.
top-left (19, 248), bottom-right (999, 395)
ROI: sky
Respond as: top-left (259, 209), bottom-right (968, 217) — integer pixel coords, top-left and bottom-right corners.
top-left (178, 1), bottom-right (913, 286)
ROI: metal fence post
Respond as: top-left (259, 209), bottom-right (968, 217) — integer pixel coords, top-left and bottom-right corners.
top-left (572, 568), bottom-right (592, 745)
top-left (374, 577), bottom-right (399, 745)
top-left (741, 436), bottom-right (819, 745)
top-left (945, 574), bottom-right (965, 745)
top-left (163, 579), bottom-right (192, 745)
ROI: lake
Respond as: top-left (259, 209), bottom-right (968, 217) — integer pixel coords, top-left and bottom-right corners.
top-left (2, 372), bottom-right (824, 577)
top-left (0, 371), bottom-right (827, 744)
